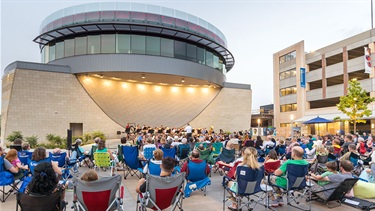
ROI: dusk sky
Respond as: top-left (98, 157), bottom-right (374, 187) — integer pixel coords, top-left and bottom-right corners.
top-left (1, 0), bottom-right (373, 109)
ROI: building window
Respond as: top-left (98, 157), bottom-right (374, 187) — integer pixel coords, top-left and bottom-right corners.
top-left (186, 43), bottom-right (197, 62)
top-left (101, 34), bottom-right (116, 53)
top-left (279, 68), bottom-right (296, 80)
top-left (146, 36), bottom-right (161, 56)
top-left (88, 35), bottom-right (101, 54)
top-left (280, 103), bottom-right (297, 112)
top-left (160, 38), bottom-right (174, 57)
top-left (75, 36), bottom-right (87, 55)
top-left (55, 41), bottom-right (64, 59)
top-left (131, 35), bottom-right (146, 54)
top-left (280, 86), bottom-right (297, 96)
top-left (64, 39), bottom-right (75, 57)
top-left (206, 50), bottom-right (213, 67)
top-left (49, 43), bottom-right (55, 61)
top-left (197, 47), bottom-right (205, 64)
top-left (116, 34), bottom-right (131, 53)
top-left (174, 40), bottom-right (186, 59)
top-left (279, 51), bottom-right (296, 64)
top-left (280, 123), bottom-right (291, 127)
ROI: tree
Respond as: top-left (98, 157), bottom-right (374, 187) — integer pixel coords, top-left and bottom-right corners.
top-left (337, 78), bottom-right (375, 133)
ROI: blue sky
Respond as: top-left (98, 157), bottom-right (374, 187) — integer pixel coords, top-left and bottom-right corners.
top-left (0, 0), bottom-right (373, 109)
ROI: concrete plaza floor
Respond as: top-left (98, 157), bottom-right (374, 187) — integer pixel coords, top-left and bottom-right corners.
top-left (1, 139), bottom-right (373, 210)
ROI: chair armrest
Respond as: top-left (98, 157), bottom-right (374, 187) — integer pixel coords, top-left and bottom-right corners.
top-left (222, 175), bottom-right (234, 186)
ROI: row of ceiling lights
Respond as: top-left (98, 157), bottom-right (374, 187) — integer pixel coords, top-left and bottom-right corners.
top-left (88, 74), bottom-right (216, 88)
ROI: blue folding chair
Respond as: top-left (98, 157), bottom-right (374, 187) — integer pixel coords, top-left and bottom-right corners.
top-left (278, 145), bottom-right (286, 156)
top-left (0, 156), bottom-right (21, 202)
top-left (223, 165), bottom-right (271, 211)
top-left (349, 152), bottom-right (359, 166)
top-left (28, 158), bottom-right (51, 175)
top-left (49, 152), bottom-right (76, 179)
top-left (161, 147), bottom-right (176, 159)
top-left (49, 152), bottom-right (66, 167)
top-left (122, 145), bottom-right (141, 179)
top-left (143, 147), bottom-right (156, 160)
top-left (268, 163), bottom-right (311, 211)
top-left (148, 161), bottom-right (162, 176)
top-left (18, 151), bottom-right (32, 166)
top-left (184, 160), bottom-right (211, 197)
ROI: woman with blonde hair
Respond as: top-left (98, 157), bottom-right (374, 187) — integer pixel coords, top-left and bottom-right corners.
top-left (226, 147), bottom-right (261, 210)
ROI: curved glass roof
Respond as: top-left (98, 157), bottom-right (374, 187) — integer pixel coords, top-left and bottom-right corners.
top-left (40, 2), bottom-right (227, 47)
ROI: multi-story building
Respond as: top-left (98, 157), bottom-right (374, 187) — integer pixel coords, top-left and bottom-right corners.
top-left (1, 2), bottom-right (252, 143)
top-left (274, 29), bottom-right (375, 137)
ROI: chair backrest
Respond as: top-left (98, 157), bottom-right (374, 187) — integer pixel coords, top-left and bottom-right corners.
top-left (117, 145), bottom-right (124, 162)
top-left (349, 152), bottom-right (359, 166)
top-left (93, 152), bottom-right (111, 167)
top-left (244, 140), bottom-right (254, 147)
top-left (29, 158), bottom-right (51, 175)
top-left (17, 188), bottom-right (63, 211)
top-left (186, 160), bottom-right (208, 182)
top-left (236, 165), bottom-right (264, 196)
top-left (148, 161), bottom-right (162, 176)
top-left (177, 144), bottom-right (190, 159)
top-left (195, 142), bottom-right (207, 149)
top-left (161, 147), bottom-right (176, 159)
top-left (264, 160), bottom-right (281, 174)
top-left (18, 151), bottom-right (33, 165)
top-left (227, 161), bottom-right (241, 179)
top-left (122, 145), bottom-right (142, 169)
top-left (198, 148), bottom-right (210, 161)
top-left (326, 178), bottom-right (359, 202)
top-left (73, 174), bottom-right (121, 211)
top-left (0, 156), bottom-right (15, 186)
top-left (285, 163), bottom-right (309, 190)
top-left (145, 172), bottom-right (186, 210)
top-left (10, 145), bottom-right (22, 152)
top-left (212, 142), bottom-right (223, 154)
top-left (218, 148), bottom-right (235, 163)
top-left (316, 154), bottom-right (328, 164)
top-left (144, 147), bottom-right (156, 160)
top-left (328, 153), bottom-right (337, 162)
top-left (278, 145), bottom-right (286, 155)
top-left (90, 145), bottom-right (98, 160)
top-left (49, 152), bottom-right (67, 168)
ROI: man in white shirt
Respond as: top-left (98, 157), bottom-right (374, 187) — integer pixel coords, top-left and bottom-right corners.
top-left (185, 123), bottom-right (192, 140)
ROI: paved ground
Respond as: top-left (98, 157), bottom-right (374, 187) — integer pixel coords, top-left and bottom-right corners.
top-left (1, 139), bottom-right (373, 210)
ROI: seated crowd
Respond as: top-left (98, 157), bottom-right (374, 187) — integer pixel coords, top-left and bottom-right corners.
top-left (1, 128), bottom-right (375, 210)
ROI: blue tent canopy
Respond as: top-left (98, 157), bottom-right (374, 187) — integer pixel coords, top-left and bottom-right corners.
top-left (303, 116), bottom-right (332, 124)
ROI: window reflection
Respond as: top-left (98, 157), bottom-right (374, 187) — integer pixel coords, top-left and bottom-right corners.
top-left (41, 33), bottom-right (225, 73)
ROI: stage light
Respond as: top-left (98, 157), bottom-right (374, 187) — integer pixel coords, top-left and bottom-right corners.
top-left (122, 83), bottom-right (127, 88)
top-left (141, 74), bottom-right (145, 79)
top-left (181, 78), bottom-right (185, 83)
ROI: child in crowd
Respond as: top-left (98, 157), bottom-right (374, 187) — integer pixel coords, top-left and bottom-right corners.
top-left (81, 170), bottom-right (99, 182)
top-left (5, 149), bottom-right (28, 171)
top-left (310, 161), bottom-right (338, 186)
top-left (332, 139), bottom-right (341, 157)
top-left (265, 150), bottom-right (278, 163)
top-left (357, 137), bottom-right (367, 155)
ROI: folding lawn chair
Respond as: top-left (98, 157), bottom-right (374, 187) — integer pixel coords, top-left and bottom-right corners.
top-left (309, 178), bottom-right (359, 208)
top-left (0, 156), bottom-right (22, 202)
top-left (137, 172), bottom-right (186, 211)
top-left (213, 148), bottom-right (235, 174)
top-left (198, 148), bottom-right (211, 162)
top-left (177, 144), bottom-right (190, 165)
top-left (184, 160), bottom-right (211, 197)
top-left (143, 147), bottom-right (156, 160)
top-left (93, 152), bottom-right (115, 177)
top-left (161, 147), bottom-right (176, 159)
top-left (29, 157), bottom-right (51, 175)
top-left (268, 163), bottom-right (311, 211)
top-left (223, 165), bottom-right (272, 211)
top-left (18, 151), bottom-right (32, 166)
top-left (16, 188), bottom-right (66, 211)
top-left (72, 174), bottom-right (124, 211)
top-left (122, 145), bottom-right (141, 179)
top-left (10, 145), bottom-right (23, 152)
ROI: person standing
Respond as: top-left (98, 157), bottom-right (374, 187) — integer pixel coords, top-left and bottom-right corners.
top-left (185, 123), bottom-right (193, 140)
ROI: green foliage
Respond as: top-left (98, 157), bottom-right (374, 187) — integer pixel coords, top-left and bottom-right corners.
top-left (25, 135), bottom-right (38, 148)
top-left (45, 134), bottom-right (66, 149)
top-left (83, 133), bottom-right (92, 144)
top-left (337, 78), bottom-right (375, 132)
top-left (6, 131), bottom-right (23, 142)
top-left (91, 131), bottom-right (106, 141)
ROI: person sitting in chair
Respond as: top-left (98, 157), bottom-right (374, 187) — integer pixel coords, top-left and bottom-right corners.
top-left (136, 157), bottom-right (175, 193)
top-left (181, 149), bottom-right (210, 175)
top-left (269, 146), bottom-right (309, 207)
top-left (310, 160), bottom-right (354, 200)
top-left (26, 162), bottom-right (66, 202)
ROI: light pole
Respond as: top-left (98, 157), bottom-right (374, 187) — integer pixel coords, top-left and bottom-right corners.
top-left (257, 118), bottom-right (260, 136)
top-left (290, 114), bottom-right (294, 138)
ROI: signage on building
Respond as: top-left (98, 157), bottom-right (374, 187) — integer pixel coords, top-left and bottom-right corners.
top-left (300, 68), bottom-right (306, 88)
